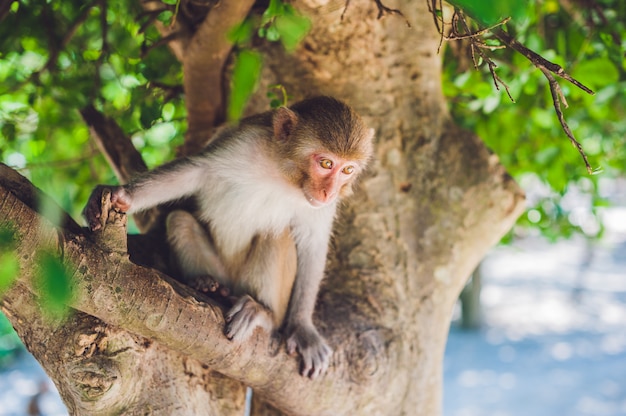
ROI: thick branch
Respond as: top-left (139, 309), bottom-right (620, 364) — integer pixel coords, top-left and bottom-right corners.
top-left (0, 0), bottom-right (13, 22)
top-left (1, 282), bottom-right (246, 415)
top-left (180, 0), bottom-right (255, 155)
top-left (0, 164), bottom-right (387, 415)
top-left (80, 105), bottom-right (147, 181)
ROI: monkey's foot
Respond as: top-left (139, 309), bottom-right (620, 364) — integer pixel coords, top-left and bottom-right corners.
top-left (224, 295), bottom-right (273, 342)
top-left (285, 324), bottom-right (332, 379)
top-left (186, 275), bottom-right (230, 297)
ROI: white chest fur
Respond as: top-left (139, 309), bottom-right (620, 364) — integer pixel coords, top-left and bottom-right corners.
top-left (195, 142), bottom-right (306, 258)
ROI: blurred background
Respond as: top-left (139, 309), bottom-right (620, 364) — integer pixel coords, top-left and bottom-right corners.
top-left (1, 0), bottom-right (625, 415)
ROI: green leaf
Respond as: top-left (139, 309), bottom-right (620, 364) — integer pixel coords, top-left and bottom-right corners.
top-left (0, 253), bottom-right (19, 296)
top-left (447, 0), bottom-right (527, 26)
top-left (37, 252), bottom-right (72, 317)
top-left (274, 14), bottom-right (311, 51)
top-left (265, 25), bottom-right (281, 42)
top-left (572, 58), bottom-right (619, 90)
top-left (228, 50), bottom-right (262, 122)
top-left (140, 101), bottom-right (162, 129)
top-left (263, 0), bottom-right (285, 21)
top-left (227, 19), bottom-right (254, 46)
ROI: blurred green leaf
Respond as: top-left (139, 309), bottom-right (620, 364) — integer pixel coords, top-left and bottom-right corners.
top-left (0, 226), bottom-right (19, 296)
top-left (447, 0), bottom-right (528, 25)
top-left (228, 19), bottom-right (254, 46)
top-left (0, 253), bottom-right (19, 296)
top-left (442, 0), bottom-right (626, 241)
top-left (275, 13), bottom-right (311, 51)
top-left (228, 50), bottom-right (262, 122)
top-left (572, 58), bottom-right (619, 90)
top-left (36, 251), bottom-right (72, 318)
top-left (266, 25), bottom-right (281, 42)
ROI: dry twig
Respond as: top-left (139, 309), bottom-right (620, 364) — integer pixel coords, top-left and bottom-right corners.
top-left (428, 1), bottom-right (596, 172)
top-left (373, 0), bottom-right (411, 27)
top-left (539, 66), bottom-right (593, 173)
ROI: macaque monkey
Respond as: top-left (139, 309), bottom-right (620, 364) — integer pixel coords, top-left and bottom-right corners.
top-left (84, 96), bottom-right (374, 378)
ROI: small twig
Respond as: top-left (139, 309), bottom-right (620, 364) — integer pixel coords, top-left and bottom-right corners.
top-left (539, 66), bottom-right (592, 174)
top-left (373, 0), bottom-right (411, 27)
top-left (148, 81), bottom-right (184, 102)
top-left (456, 11), bottom-right (514, 102)
top-left (340, 0), bottom-right (352, 21)
top-left (43, 0), bottom-right (99, 72)
top-left (12, 150), bottom-right (102, 171)
top-left (487, 60), bottom-right (515, 102)
top-left (138, 9), bottom-right (169, 34)
top-left (449, 16), bottom-right (511, 40)
top-left (0, 0), bottom-right (13, 23)
top-left (428, 1), bottom-right (596, 172)
top-left (92, 0), bottom-right (108, 101)
top-left (141, 31), bottom-right (182, 58)
top-left (493, 28), bottom-right (594, 95)
top-left (428, 0), bottom-right (446, 53)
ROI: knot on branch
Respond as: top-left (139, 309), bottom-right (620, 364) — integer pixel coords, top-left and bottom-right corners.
top-left (347, 328), bottom-right (393, 384)
top-left (70, 359), bottom-right (120, 401)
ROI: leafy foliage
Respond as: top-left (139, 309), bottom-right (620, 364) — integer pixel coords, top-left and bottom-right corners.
top-left (228, 50), bottom-right (263, 121)
top-left (0, 0), bottom-right (186, 221)
top-left (227, 0), bottom-right (311, 121)
top-left (442, 0), bottom-right (626, 240)
top-left (1, 2), bottom-right (622, 240)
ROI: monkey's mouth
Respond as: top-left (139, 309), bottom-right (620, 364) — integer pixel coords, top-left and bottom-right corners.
top-left (304, 192), bottom-right (327, 209)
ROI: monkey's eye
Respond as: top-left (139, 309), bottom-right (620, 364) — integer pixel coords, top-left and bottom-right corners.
top-left (320, 159), bottom-right (333, 169)
top-left (342, 166), bottom-right (355, 175)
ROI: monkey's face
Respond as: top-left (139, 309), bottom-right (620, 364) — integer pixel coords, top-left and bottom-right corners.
top-left (302, 152), bottom-right (362, 208)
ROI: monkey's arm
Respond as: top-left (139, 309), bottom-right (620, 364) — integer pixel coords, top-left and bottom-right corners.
top-left (285, 209), bottom-right (335, 379)
top-left (84, 157), bottom-right (208, 230)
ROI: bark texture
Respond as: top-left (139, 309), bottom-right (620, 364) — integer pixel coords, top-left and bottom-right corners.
top-left (0, 0), bottom-right (525, 415)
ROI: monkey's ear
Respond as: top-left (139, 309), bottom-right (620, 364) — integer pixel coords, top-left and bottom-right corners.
top-left (273, 107), bottom-right (299, 142)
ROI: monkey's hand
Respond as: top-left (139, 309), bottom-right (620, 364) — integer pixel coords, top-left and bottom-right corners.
top-left (83, 185), bottom-right (132, 231)
top-left (285, 324), bottom-right (332, 379)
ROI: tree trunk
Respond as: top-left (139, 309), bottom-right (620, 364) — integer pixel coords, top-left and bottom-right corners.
top-left (0, 1), bottom-right (524, 415)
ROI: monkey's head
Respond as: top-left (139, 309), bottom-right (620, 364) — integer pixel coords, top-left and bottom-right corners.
top-left (272, 96), bottom-right (375, 208)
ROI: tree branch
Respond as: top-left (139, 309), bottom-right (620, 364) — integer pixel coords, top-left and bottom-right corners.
top-left (429, 4), bottom-right (596, 172)
top-left (539, 66), bottom-right (593, 173)
top-left (372, 0), bottom-right (411, 27)
top-left (42, 0), bottom-right (100, 73)
top-left (0, 0), bottom-right (13, 23)
top-left (492, 28), bottom-right (594, 95)
top-left (79, 105), bottom-right (147, 182)
top-left (180, 0), bottom-right (256, 155)
top-left (0, 164), bottom-right (389, 415)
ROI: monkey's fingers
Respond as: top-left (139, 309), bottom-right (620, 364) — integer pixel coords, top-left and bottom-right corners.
top-left (285, 326), bottom-right (332, 379)
top-left (300, 343), bottom-right (332, 379)
top-left (83, 185), bottom-right (108, 231)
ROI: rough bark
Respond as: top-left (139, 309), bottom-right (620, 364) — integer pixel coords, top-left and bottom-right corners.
top-left (0, 0), bottom-right (525, 415)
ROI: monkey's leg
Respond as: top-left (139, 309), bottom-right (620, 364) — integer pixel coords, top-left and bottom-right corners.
top-left (225, 230), bottom-right (297, 342)
top-left (165, 210), bottom-right (229, 294)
